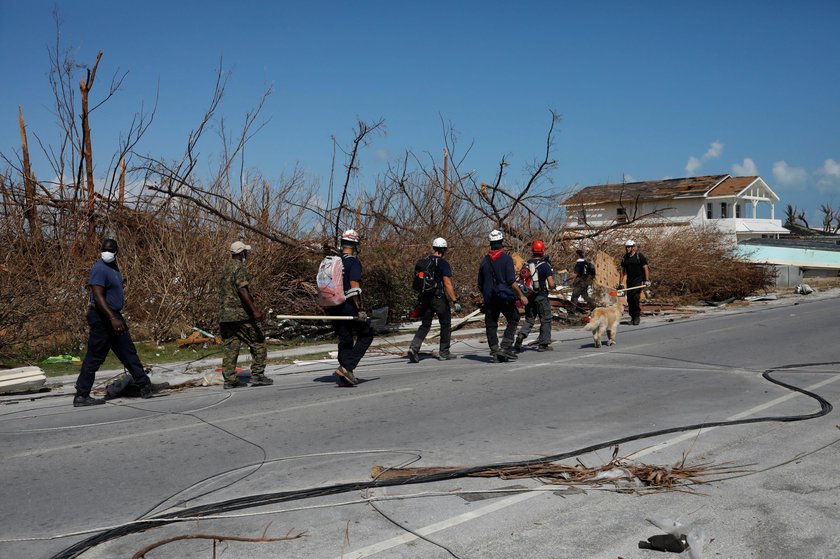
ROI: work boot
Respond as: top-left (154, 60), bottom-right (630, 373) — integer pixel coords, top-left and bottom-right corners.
top-left (537, 344), bottom-right (553, 352)
top-left (499, 346), bottom-right (518, 361)
top-left (250, 375), bottom-right (274, 386)
top-left (140, 383), bottom-right (154, 399)
top-left (490, 348), bottom-right (507, 363)
top-left (334, 366), bottom-right (358, 386)
top-left (513, 334), bottom-right (525, 353)
top-left (438, 351), bottom-right (451, 361)
top-left (223, 379), bottom-right (247, 390)
top-left (407, 347), bottom-right (420, 363)
top-left (73, 393), bottom-right (105, 407)
top-left (631, 317), bottom-right (640, 325)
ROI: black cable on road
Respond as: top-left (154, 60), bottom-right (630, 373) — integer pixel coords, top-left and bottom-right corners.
top-left (50, 363), bottom-right (836, 559)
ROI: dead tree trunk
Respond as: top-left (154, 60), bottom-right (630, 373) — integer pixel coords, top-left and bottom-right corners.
top-left (18, 106), bottom-right (39, 240)
top-left (79, 51), bottom-right (103, 240)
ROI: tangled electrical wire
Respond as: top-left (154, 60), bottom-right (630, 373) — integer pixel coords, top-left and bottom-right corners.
top-left (42, 361), bottom-right (834, 559)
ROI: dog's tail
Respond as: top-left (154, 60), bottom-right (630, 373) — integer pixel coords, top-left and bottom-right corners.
top-left (584, 314), bottom-right (603, 332)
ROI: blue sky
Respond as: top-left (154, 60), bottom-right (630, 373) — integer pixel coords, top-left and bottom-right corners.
top-left (2, 1), bottom-right (839, 224)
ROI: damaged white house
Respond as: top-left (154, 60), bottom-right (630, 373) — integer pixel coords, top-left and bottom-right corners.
top-left (562, 175), bottom-right (789, 243)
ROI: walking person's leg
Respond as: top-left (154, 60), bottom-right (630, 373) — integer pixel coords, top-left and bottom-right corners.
top-left (408, 297), bottom-right (433, 362)
top-left (240, 321), bottom-right (271, 385)
top-left (500, 302), bottom-right (520, 356)
top-left (109, 314), bottom-right (152, 395)
top-left (516, 298), bottom-right (536, 351)
top-left (433, 296), bottom-right (452, 359)
top-left (485, 301), bottom-right (501, 358)
top-left (220, 322), bottom-right (245, 387)
top-left (74, 309), bottom-right (110, 405)
top-left (536, 294), bottom-right (553, 349)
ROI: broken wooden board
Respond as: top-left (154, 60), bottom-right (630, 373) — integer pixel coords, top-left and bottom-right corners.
top-left (176, 331), bottom-right (221, 347)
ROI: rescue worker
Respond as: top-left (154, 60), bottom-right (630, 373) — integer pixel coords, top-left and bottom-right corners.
top-left (567, 248), bottom-right (597, 313)
top-left (514, 240), bottom-right (556, 352)
top-left (327, 229), bottom-right (374, 386)
top-left (407, 237), bottom-right (461, 362)
top-left (73, 238), bottom-right (153, 406)
top-left (477, 229), bottom-right (528, 362)
top-left (218, 241), bottom-right (272, 389)
top-left (618, 239), bottom-right (651, 325)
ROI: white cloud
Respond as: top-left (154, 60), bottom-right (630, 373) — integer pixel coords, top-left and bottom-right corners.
top-left (374, 149), bottom-right (390, 161)
top-left (704, 140), bottom-right (724, 159)
top-left (685, 156), bottom-right (702, 175)
top-left (816, 158), bottom-right (840, 192)
top-left (685, 140), bottom-right (724, 175)
top-left (772, 160), bottom-right (808, 188)
top-left (732, 158), bottom-right (758, 176)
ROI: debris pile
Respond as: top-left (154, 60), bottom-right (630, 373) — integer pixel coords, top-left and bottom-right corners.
top-left (371, 447), bottom-right (748, 494)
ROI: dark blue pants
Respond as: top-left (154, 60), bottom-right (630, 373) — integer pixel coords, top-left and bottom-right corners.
top-left (328, 302), bottom-right (374, 371)
top-left (409, 293), bottom-right (451, 354)
top-left (484, 298), bottom-right (520, 351)
top-left (75, 308), bottom-right (151, 395)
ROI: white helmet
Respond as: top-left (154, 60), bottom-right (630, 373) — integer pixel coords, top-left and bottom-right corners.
top-left (340, 229), bottom-right (360, 244)
top-left (488, 229), bottom-right (504, 243)
top-left (432, 237), bottom-right (448, 249)
top-left (625, 239), bottom-right (636, 247)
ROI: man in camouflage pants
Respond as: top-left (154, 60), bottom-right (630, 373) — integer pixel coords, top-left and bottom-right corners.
top-left (218, 241), bottom-right (272, 389)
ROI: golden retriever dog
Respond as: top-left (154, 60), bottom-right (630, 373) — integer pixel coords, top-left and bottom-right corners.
top-left (584, 299), bottom-right (623, 347)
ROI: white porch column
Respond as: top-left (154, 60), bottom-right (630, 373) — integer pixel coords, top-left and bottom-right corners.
top-left (771, 203), bottom-right (775, 220)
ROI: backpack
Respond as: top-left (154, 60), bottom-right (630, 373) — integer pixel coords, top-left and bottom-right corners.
top-left (316, 255), bottom-right (346, 307)
top-left (518, 260), bottom-right (541, 296)
top-left (583, 260), bottom-right (596, 278)
top-left (412, 256), bottom-right (438, 294)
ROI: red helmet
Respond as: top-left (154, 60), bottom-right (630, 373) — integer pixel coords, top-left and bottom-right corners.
top-left (532, 240), bottom-right (545, 255)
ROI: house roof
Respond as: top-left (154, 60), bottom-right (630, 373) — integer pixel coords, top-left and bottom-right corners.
top-left (563, 175), bottom-right (766, 206)
top-left (707, 176), bottom-right (758, 197)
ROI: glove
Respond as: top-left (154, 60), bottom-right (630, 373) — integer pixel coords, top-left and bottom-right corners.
top-left (644, 280), bottom-right (651, 287)
top-left (616, 284), bottom-right (625, 290)
top-left (452, 302), bottom-right (462, 313)
top-left (356, 311), bottom-right (368, 321)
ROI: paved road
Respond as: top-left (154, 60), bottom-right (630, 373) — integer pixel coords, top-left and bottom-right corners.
top-left (2, 293), bottom-right (839, 559)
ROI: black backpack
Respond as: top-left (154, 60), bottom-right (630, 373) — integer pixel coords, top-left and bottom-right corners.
top-left (412, 256), bottom-right (438, 294)
top-left (583, 260), bottom-right (596, 278)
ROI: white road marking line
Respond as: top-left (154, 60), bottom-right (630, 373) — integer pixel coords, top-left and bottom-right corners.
top-left (334, 491), bottom-right (537, 559)
top-left (339, 372), bottom-right (840, 558)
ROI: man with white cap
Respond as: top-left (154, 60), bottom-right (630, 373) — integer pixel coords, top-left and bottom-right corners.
top-left (618, 239), bottom-right (651, 325)
top-left (218, 240), bottom-right (272, 389)
top-left (407, 237), bottom-right (461, 363)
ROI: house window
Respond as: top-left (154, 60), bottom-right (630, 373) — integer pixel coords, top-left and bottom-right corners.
top-left (576, 209), bottom-right (586, 224)
top-left (735, 204), bottom-right (741, 218)
top-left (616, 207), bottom-right (628, 224)
top-left (706, 203), bottom-right (712, 219)
top-left (720, 202), bottom-right (728, 219)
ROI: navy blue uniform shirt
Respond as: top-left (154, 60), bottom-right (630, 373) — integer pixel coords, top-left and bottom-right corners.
top-left (88, 259), bottom-right (125, 311)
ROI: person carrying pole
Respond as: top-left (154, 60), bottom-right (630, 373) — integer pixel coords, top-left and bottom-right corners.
top-left (407, 237), bottom-right (461, 363)
top-left (324, 229), bottom-right (374, 386)
top-left (618, 239), bottom-right (651, 325)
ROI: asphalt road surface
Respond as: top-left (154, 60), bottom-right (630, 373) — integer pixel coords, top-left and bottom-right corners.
top-left (2, 294), bottom-right (839, 559)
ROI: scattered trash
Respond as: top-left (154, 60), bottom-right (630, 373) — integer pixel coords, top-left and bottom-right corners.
top-left (744, 293), bottom-right (778, 302)
top-left (639, 533), bottom-right (688, 553)
top-left (103, 371), bottom-right (169, 399)
top-left (646, 516), bottom-right (708, 559)
top-left (795, 283), bottom-right (813, 295)
top-left (42, 354), bottom-right (81, 364)
top-left (701, 297), bottom-right (737, 307)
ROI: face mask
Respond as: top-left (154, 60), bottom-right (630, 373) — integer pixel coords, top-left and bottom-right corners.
top-left (101, 251), bottom-right (116, 263)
